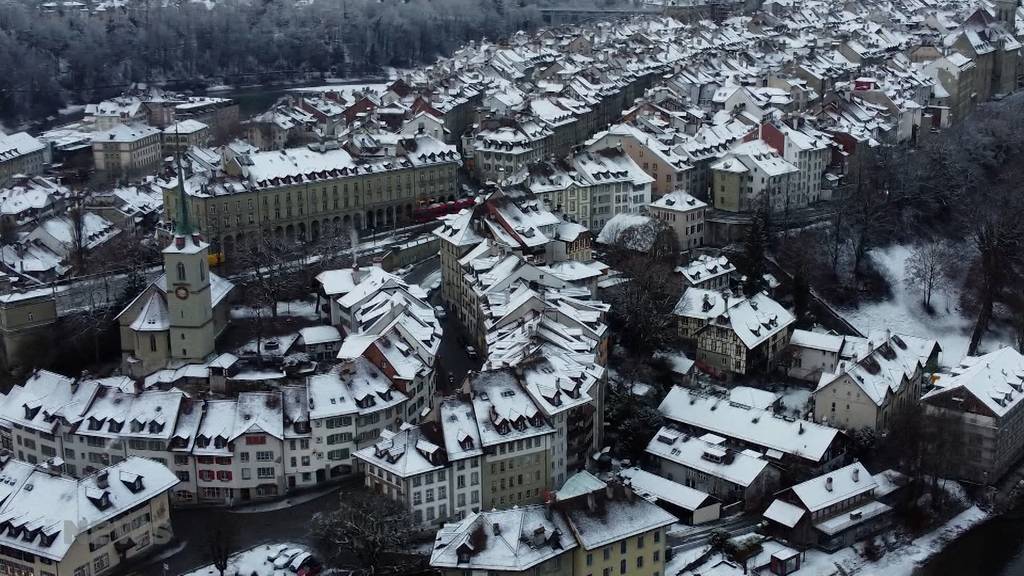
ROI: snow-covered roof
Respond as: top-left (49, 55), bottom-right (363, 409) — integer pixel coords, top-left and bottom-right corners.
top-left (676, 255), bottom-right (735, 287)
top-left (790, 329), bottom-right (844, 353)
top-left (791, 461), bottom-right (875, 512)
top-left (307, 359), bottom-right (407, 420)
top-left (299, 325), bottom-right (341, 346)
top-left (763, 499), bottom-right (805, 528)
top-left (469, 370), bottom-right (555, 447)
top-left (0, 456), bottom-right (178, 562)
top-left (819, 332), bottom-right (926, 407)
top-left (439, 398), bottom-right (483, 462)
top-left (0, 132), bottom-right (45, 161)
top-left (650, 190), bottom-right (707, 213)
top-left (562, 482), bottom-right (677, 550)
top-left (646, 425), bottom-right (771, 487)
top-left (923, 346), bottom-right (1024, 418)
top-left (618, 467), bottom-right (715, 511)
top-left (353, 425), bottom-right (444, 479)
top-left (430, 506), bottom-right (576, 571)
top-left (91, 123), bottom-right (160, 143)
top-left (658, 386), bottom-right (839, 463)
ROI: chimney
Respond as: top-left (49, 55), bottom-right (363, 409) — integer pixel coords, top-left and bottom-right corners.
top-left (825, 477), bottom-right (833, 492)
top-left (96, 471), bottom-right (109, 489)
top-left (532, 525), bottom-right (546, 547)
top-left (605, 483), bottom-right (614, 500)
top-left (852, 467), bottom-right (860, 483)
top-left (491, 522), bottom-right (501, 536)
top-left (624, 481), bottom-right (634, 503)
top-left (587, 492), bottom-right (596, 513)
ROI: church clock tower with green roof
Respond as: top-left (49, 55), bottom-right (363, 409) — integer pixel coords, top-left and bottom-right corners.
top-left (163, 157), bottom-right (216, 362)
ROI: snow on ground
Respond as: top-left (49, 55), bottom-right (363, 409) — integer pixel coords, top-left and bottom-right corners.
top-left (417, 268), bottom-right (442, 292)
top-left (801, 505), bottom-right (988, 576)
top-left (838, 245), bottom-right (1012, 362)
top-left (181, 542), bottom-right (309, 576)
top-left (778, 387), bottom-right (812, 417)
top-left (231, 299), bottom-right (319, 320)
top-left (665, 544), bottom-right (711, 574)
top-left (228, 485), bottom-right (340, 514)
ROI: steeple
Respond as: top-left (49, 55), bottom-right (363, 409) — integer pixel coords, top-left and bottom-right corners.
top-left (173, 128), bottom-right (192, 236)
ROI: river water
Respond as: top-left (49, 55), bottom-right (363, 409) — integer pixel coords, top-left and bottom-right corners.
top-left (914, 511), bottom-right (1024, 575)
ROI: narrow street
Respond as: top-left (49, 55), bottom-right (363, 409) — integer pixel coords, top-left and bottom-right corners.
top-left (401, 255), bottom-right (479, 393)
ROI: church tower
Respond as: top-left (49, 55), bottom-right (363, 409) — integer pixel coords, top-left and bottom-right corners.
top-left (164, 156), bottom-right (216, 362)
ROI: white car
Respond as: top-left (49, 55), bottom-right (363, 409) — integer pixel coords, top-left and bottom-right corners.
top-left (466, 345), bottom-right (478, 359)
top-left (434, 306), bottom-right (447, 319)
top-left (266, 544), bottom-right (289, 562)
top-left (273, 548), bottom-right (304, 570)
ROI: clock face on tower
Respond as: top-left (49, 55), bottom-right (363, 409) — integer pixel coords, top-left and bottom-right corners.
top-left (174, 287), bottom-right (189, 300)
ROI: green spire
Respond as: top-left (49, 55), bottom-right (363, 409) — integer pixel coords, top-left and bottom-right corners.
top-left (174, 128), bottom-right (192, 236)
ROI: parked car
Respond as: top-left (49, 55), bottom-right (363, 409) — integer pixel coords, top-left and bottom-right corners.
top-left (466, 345), bottom-right (478, 359)
top-left (434, 305), bottom-right (447, 319)
top-left (274, 548), bottom-right (305, 570)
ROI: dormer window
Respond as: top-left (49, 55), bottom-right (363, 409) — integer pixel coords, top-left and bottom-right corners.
top-left (130, 420), bottom-right (144, 433)
top-left (149, 421), bottom-right (164, 434)
top-left (120, 471), bottom-right (144, 493)
top-left (88, 418), bottom-right (103, 431)
top-left (196, 436), bottom-right (210, 448)
top-left (86, 488), bottom-right (112, 511)
top-left (23, 404), bottom-right (41, 421)
top-left (214, 436), bottom-right (227, 449)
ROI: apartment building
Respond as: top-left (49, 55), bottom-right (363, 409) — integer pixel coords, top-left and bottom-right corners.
top-left (813, 332), bottom-right (937, 432)
top-left (162, 119), bottom-right (211, 155)
top-left (355, 425), bottom-right (456, 526)
top-left (472, 122), bottom-right (550, 182)
top-left (0, 132), bottom-right (46, 185)
top-left (439, 399), bottom-right (485, 520)
top-left (646, 426), bottom-right (781, 510)
top-left (763, 462), bottom-right (892, 552)
top-left (572, 147), bottom-right (653, 231)
top-left (560, 474), bottom-right (677, 576)
top-left (328, 265), bottom-right (441, 421)
top-left (676, 254), bottom-right (735, 291)
top-left (710, 139), bottom-right (799, 214)
top-left (0, 358), bottom-right (416, 506)
top-left (0, 176), bottom-right (69, 232)
top-left (673, 289), bottom-right (795, 376)
top-left (921, 347), bottom-right (1024, 484)
top-left (164, 133), bottom-right (460, 252)
top-left (658, 386), bottom-right (845, 481)
top-left (588, 123), bottom-right (693, 198)
top-left (430, 505), bottom-right (575, 575)
top-left (428, 475), bottom-right (676, 576)
top-left (0, 455), bottom-right (177, 576)
top-left (471, 371), bottom-right (557, 510)
top-left (648, 190), bottom-right (707, 251)
top-left (760, 122), bottom-right (832, 206)
top-left (91, 124), bottom-right (162, 177)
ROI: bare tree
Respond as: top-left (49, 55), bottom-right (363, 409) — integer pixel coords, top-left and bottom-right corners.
top-left (606, 254), bottom-right (680, 355)
top-left (904, 241), bottom-right (953, 312)
top-left (309, 491), bottom-right (417, 574)
top-left (206, 516), bottom-right (237, 576)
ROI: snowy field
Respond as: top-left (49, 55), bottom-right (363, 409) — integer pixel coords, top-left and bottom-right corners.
top-left (181, 542), bottom-right (311, 576)
top-left (838, 245), bottom-right (1012, 362)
